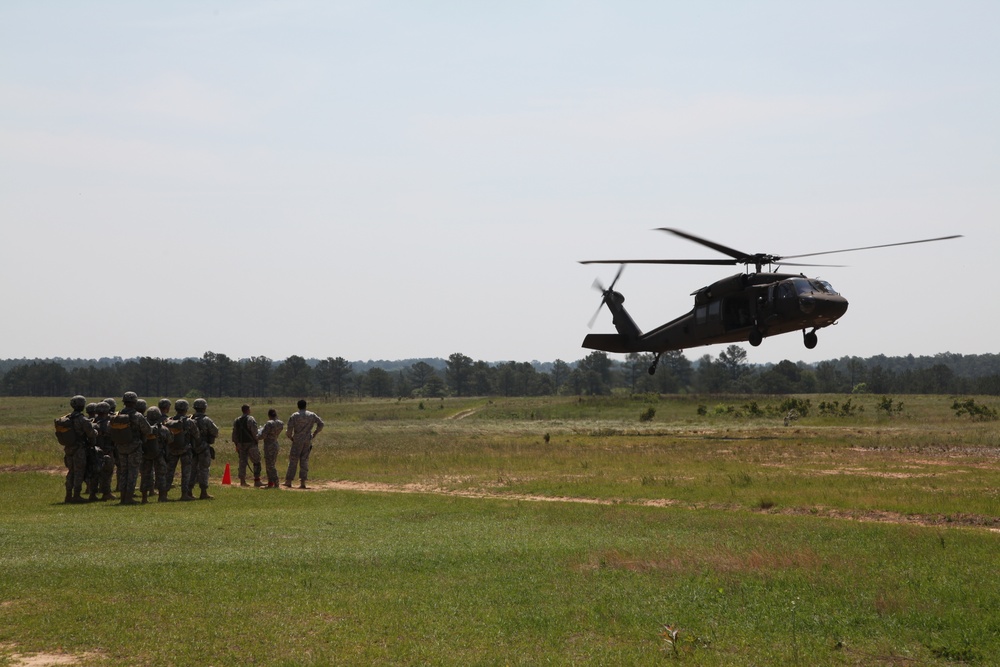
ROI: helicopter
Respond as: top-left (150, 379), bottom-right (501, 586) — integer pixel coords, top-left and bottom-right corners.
top-left (580, 228), bottom-right (961, 375)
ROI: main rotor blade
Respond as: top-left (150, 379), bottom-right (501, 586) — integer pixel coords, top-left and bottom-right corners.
top-left (782, 235), bottom-right (963, 261)
top-left (656, 228), bottom-right (752, 261)
top-left (579, 259), bottom-right (737, 266)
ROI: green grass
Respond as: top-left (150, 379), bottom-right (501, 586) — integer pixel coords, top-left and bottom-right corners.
top-left (2, 394), bottom-right (1000, 665)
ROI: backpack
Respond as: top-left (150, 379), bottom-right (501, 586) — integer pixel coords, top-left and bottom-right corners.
top-left (143, 426), bottom-right (162, 460)
top-left (109, 411), bottom-right (136, 447)
top-left (164, 416), bottom-right (190, 455)
top-left (54, 413), bottom-right (80, 448)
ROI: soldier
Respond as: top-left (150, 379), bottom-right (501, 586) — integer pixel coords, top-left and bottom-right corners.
top-left (231, 404), bottom-right (262, 487)
top-left (285, 399), bottom-right (324, 489)
top-left (112, 392), bottom-right (151, 505)
top-left (92, 401), bottom-right (116, 500)
top-left (102, 397), bottom-right (119, 492)
top-left (83, 402), bottom-right (98, 498)
top-left (164, 399), bottom-right (198, 501)
top-left (191, 398), bottom-right (220, 500)
top-left (55, 395), bottom-right (97, 503)
top-left (258, 408), bottom-right (284, 489)
top-left (140, 406), bottom-right (170, 503)
top-left (152, 399), bottom-right (172, 494)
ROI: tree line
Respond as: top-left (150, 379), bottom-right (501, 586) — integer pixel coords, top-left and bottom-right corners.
top-left (2, 348), bottom-right (999, 399)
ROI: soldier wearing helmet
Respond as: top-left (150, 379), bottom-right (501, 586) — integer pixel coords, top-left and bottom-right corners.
top-left (90, 401), bottom-right (117, 501)
top-left (58, 396), bottom-right (97, 503)
top-left (191, 398), bottom-right (220, 500)
top-left (151, 399), bottom-right (172, 498)
top-left (164, 399), bottom-right (198, 501)
top-left (140, 406), bottom-right (170, 503)
top-left (114, 392), bottom-right (151, 505)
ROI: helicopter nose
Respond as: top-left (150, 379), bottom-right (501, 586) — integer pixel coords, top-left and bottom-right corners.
top-left (801, 294), bottom-right (848, 322)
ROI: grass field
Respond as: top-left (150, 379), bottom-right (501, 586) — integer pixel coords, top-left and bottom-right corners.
top-left (1, 393), bottom-right (999, 665)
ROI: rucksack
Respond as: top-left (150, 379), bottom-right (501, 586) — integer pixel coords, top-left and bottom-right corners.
top-left (164, 416), bottom-right (190, 455)
top-left (54, 413), bottom-right (80, 448)
top-left (109, 411), bottom-right (136, 447)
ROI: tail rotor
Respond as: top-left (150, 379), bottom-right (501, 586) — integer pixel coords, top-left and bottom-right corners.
top-left (588, 264), bottom-right (625, 328)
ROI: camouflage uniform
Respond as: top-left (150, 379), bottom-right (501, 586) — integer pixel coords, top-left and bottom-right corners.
top-left (115, 392), bottom-right (151, 505)
top-left (152, 399), bottom-right (171, 492)
top-left (83, 403), bottom-right (98, 498)
top-left (191, 399), bottom-right (220, 500)
top-left (58, 396), bottom-right (97, 503)
top-left (231, 407), bottom-right (261, 487)
top-left (164, 400), bottom-right (198, 501)
top-left (284, 402), bottom-right (324, 488)
top-left (257, 414), bottom-right (284, 488)
top-left (140, 406), bottom-right (170, 503)
top-left (91, 402), bottom-right (117, 500)
top-left (102, 398), bottom-right (119, 493)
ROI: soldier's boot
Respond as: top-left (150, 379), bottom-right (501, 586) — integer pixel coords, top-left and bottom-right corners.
top-left (239, 477), bottom-right (249, 487)
top-left (71, 489), bottom-right (87, 504)
top-left (199, 487), bottom-right (214, 500)
top-left (158, 489), bottom-right (169, 502)
top-left (299, 481), bottom-right (307, 489)
top-left (254, 477), bottom-right (263, 487)
top-left (283, 478), bottom-right (293, 488)
top-left (180, 486), bottom-right (195, 501)
top-left (88, 489), bottom-right (98, 502)
top-left (119, 491), bottom-right (137, 506)
top-left (141, 490), bottom-right (148, 504)
top-left (64, 490), bottom-right (73, 504)
top-left (101, 492), bottom-right (117, 501)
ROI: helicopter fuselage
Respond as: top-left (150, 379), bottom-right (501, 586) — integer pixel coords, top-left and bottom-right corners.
top-left (581, 272), bottom-right (849, 355)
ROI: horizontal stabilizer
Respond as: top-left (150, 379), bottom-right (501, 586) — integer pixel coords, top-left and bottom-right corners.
top-left (582, 333), bottom-right (635, 353)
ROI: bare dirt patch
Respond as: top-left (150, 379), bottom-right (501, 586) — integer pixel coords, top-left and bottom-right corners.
top-left (0, 644), bottom-right (100, 667)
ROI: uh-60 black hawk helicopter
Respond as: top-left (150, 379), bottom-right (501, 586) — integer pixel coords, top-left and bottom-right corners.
top-left (581, 228), bottom-right (961, 376)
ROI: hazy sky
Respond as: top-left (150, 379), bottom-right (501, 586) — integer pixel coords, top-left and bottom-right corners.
top-left (2, 2), bottom-right (996, 366)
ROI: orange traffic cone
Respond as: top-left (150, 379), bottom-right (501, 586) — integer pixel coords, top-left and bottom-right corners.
top-left (221, 462), bottom-right (232, 485)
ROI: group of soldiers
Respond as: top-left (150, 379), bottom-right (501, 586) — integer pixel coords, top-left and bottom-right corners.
top-left (56, 394), bottom-right (325, 505)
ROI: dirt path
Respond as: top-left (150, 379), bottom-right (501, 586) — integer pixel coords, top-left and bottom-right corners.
top-left (13, 465), bottom-right (1000, 531)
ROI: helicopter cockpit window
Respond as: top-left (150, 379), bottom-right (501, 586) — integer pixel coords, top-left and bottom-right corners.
top-left (791, 279), bottom-right (839, 296)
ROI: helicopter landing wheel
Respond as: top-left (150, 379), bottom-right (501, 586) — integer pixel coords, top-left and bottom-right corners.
top-left (648, 352), bottom-right (662, 376)
top-left (803, 330), bottom-right (818, 349)
top-left (748, 327), bottom-right (763, 347)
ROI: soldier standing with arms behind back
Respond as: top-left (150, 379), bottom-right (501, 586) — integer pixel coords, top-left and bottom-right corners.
top-left (111, 392), bottom-right (151, 505)
top-left (55, 395), bottom-right (97, 504)
top-left (258, 408), bottom-right (284, 489)
top-left (191, 398), bottom-right (220, 499)
top-left (285, 399), bottom-right (324, 489)
top-left (231, 404), bottom-right (262, 487)
top-left (164, 399), bottom-right (197, 501)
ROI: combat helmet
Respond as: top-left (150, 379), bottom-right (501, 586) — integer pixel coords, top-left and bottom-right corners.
top-left (192, 398), bottom-right (208, 412)
top-left (95, 401), bottom-right (111, 414)
top-left (85, 402), bottom-right (98, 416)
top-left (175, 399), bottom-right (190, 413)
top-left (103, 398), bottom-right (117, 412)
top-left (70, 395), bottom-right (86, 411)
top-left (136, 399), bottom-right (147, 413)
top-left (122, 391), bottom-right (138, 405)
top-left (158, 398), bottom-right (171, 412)
top-left (145, 406), bottom-right (162, 422)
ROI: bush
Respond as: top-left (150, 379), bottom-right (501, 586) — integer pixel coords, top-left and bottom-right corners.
top-left (952, 398), bottom-right (998, 421)
top-left (639, 406), bottom-right (656, 422)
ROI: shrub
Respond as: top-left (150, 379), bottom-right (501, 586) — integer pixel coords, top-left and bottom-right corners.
top-left (952, 398), bottom-right (998, 421)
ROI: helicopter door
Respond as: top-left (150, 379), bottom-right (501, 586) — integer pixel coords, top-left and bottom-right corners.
top-left (723, 296), bottom-right (752, 331)
top-left (773, 281), bottom-right (797, 315)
